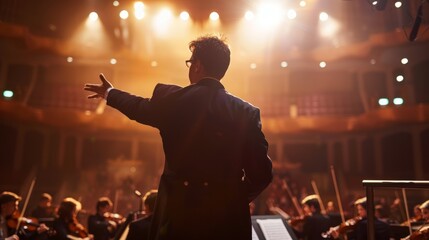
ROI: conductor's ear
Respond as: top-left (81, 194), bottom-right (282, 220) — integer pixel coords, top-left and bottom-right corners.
top-left (194, 60), bottom-right (203, 72)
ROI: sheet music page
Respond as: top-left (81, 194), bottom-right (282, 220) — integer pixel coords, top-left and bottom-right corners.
top-left (256, 219), bottom-right (293, 240)
top-left (252, 226), bottom-right (260, 240)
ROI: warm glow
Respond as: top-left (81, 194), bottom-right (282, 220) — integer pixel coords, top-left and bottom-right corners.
top-left (319, 61), bottom-right (327, 68)
top-left (76, 10), bottom-right (110, 54)
top-left (134, 1), bottom-right (144, 9)
top-left (280, 61), bottom-right (288, 68)
top-left (180, 11), bottom-right (190, 21)
top-left (120, 10), bottom-right (129, 20)
top-left (299, 1), bottom-right (306, 7)
top-left (134, 2), bottom-right (145, 20)
top-left (151, 61), bottom-right (158, 67)
top-left (256, 3), bottom-right (286, 25)
top-left (66, 57), bottom-right (73, 63)
top-left (210, 12), bottom-right (219, 21)
top-left (244, 11), bottom-right (255, 21)
top-left (250, 63), bottom-right (257, 69)
top-left (110, 58), bottom-right (117, 64)
top-left (318, 14), bottom-right (340, 38)
top-left (401, 58), bottom-right (408, 64)
top-left (113, 1), bottom-right (119, 7)
top-left (287, 9), bottom-right (297, 20)
top-left (153, 8), bottom-right (174, 36)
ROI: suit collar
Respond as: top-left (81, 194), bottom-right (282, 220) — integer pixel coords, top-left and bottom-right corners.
top-left (195, 78), bottom-right (225, 89)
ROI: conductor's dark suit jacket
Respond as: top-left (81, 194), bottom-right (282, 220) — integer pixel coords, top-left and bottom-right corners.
top-left (107, 78), bottom-right (273, 240)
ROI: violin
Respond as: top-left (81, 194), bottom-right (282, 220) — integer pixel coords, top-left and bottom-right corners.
top-left (402, 225), bottom-right (429, 240)
top-left (321, 216), bottom-right (362, 238)
top-left (402, 216), bottom-right (424, 226)
top-left (7, 213), bottom-right (40, 232)
top-left (289, 215), bottom-right (306, 226)
top-left (7, 211), bottom-right (53, 236)
top-left (68, 221), bottom-right (89, 238)
top-left (103, 212), bottom-right (125, 224)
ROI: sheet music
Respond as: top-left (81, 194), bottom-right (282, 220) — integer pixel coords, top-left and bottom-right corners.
top-left (252, 226), bottom-right (260, 240)
top-left (256, 219), bottom-right (293, 240)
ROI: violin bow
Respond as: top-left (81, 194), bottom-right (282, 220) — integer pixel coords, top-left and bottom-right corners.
top-left (113, 189), bottom-right (120, 213)
top-left (282, 179), bottom-right (304, 216)
top-left (330, 165), bottom-right (346, 223)
top-left (311, 180), bottom-right (326, 215)
top-left (402, 188), bottom-right (413, 236)
top-left (15, 178), bottom-right (37, 234)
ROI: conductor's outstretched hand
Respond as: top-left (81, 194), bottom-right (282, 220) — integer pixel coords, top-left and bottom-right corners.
top-left (84, 73), bottom-right (113, 99)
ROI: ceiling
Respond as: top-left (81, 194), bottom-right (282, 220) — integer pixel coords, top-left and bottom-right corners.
top-left (1, 0), bottom-right (428, 61)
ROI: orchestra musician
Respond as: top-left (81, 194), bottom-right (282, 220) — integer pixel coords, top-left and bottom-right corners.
top-left (52, 197), bottom-right (93, 240)
top-left (0, 192), bottom-right (22, 240)
top-left (294, 194), bottom-right (333, 240)
top-left (403, 200), bottom-right (429, 240)
top-left (329, 197), bottom-right (390, 240)
top-left (30, 193), bottom-right (56, 220)
top-left (0, 191), bottom-right (49, 240)
top-left (126, 190), bottom-right (158, 240)
top-left (402, 204), bottom-right (425, 227)
top-left (88, 197), bottom-right (122, 240)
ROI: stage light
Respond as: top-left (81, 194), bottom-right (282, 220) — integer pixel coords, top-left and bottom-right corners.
top-left (134, 1), bottom-right (144, 9)
top-left (378, 98), bottom-right (389, 106)
top-left (66, 57), bottom-right (73, 63)
top-left (3, 90), bottom-right (13, 98)
top-left (401, 58), bottom-right (408, 64)
top-left (244, 11), bottom-right (255, 21)
top-left (113, 1), bottom-right (119, 7)
top-left (396, 75), bottom-right (404, 82)
top-left (319, 12), bottom-right (329, 21)
top-left (120, 10), bottom-right (129, 20)
top-left (210, 12), bottom-right (219, 21)
top-left (280, 61), bottom-right (288, 68)
top-left (393, 98), bottom-right (404, 105)
top-left (299, 1), bottom-right (306, 7)
top-left (88, 12), bottom-right (99, 22)
top-left (319, 61), bottom-right (326, 68)
top-left (395, 1), bottom-right (402, 8)
top-left (134, 1), bottom-right (145, 20)
top-left (110, 58), bottom-right (117, 65)
top-left (180, 11), bottom-right (190, 21)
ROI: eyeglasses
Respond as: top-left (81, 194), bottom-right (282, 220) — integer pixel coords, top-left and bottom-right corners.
top-left (185, 59), bottom-right (193, 68)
